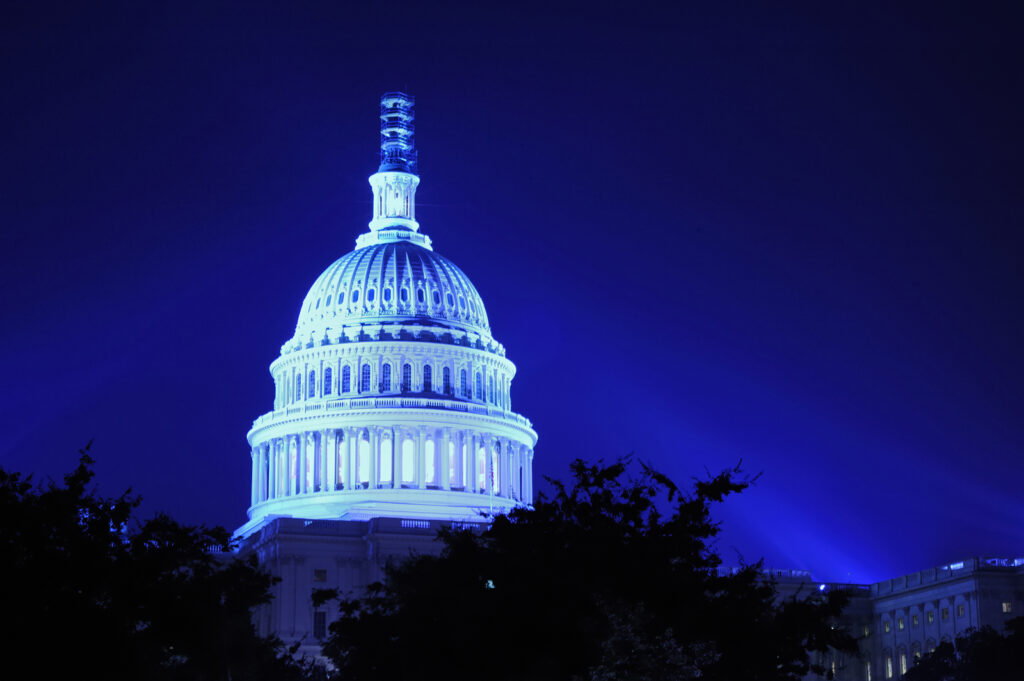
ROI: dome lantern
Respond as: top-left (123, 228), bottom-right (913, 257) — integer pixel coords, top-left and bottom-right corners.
top-left (359, 92), bottom-right (431, 250)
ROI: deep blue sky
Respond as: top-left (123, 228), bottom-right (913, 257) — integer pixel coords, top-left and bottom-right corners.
top-left (2, 2), bottom-right (1022, 583)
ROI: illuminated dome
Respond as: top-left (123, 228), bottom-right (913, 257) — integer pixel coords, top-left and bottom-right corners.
top-left (292, 241), bottom-right (491, 348)
top-left (237, 93), bottom-right (536, 538)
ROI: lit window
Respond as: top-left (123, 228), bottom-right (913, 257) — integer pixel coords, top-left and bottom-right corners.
top-left (423, 365), bottom-right (432, 392)
top-left (324, 368), bottom-right (332, 395)
top-left (927, 611), bottom-right (934, 624)
top-left (402, 364), bottom-right (411, 392)
top-left (313, 569), bottom-right (327, 583)
top-left (957, 604), bottom-right (965, 617)
top-left (443, 367), bottom-right (451, 394)
top-left (863, 625), bottom-right (871, 637)
top-left (884, 621), bottom-right (891, 633)
top-left (885, 656), bottom-right (893, 679)
top-left (342, 366), bottom-right (351, 393)
top-left (381, 364), bottom-right (391, 392)
top-left (899, 653), bottom-right (907, 675)
top-left (866, 661), bottom-right (872, 681)
top-left (898, 618), bottom-right (904, 631)
top-left (367, 288), bottom-right (375, 302)
top-left (308, 370), bottom-right (316, 398)
top-left (912, 614), bottom-right (919, 627)
top-left (1003, 602), bottom-right (1013, 613)
top-left (942, 607), bottom-right (949, 620)
top-left (313, 611), bottom-right (326, 640)
top-left (360, 365), bottom-right (371, 392)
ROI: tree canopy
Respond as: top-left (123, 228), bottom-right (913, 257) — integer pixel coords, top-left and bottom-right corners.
top-left (319, 458), bottom-right (857, 681)
top-left (903, 617), bottom-right (1024, 681)
top-left (0, 444), bottom-right (319, 681)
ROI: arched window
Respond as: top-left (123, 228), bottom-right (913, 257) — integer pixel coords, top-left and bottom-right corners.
top-left (460, 369), bottom-right (468, 397)
top-left (367, 288), bottom-right (375, 302)
top-left (308, 370), bottom-right (316, 398)
top-left (416, 289), bottom-right (425, 304)
top-left (383, 288), bottom-right (392, 302)
top-left (341, 366), bottom-right (351, 393)
top-left (400, 288), bottom-right (408, 303)
top-left (475, 372), bottom-right (483, 400)
top-left (352, 289), bottom-right (360, 303)
top-left (423, 365), bottom-right (432, 392)
top-left (401, 363), bottom-right (411, 392)
top-left (443, 367), bottom-right (451, 395)
top-left (360, 364), bottom-right (371, 392)
top-left (381, 363), bottom-right (392, 392)
top-left (324, 367), bottom-right (333, 396)
top-left (446, 292), bottom-right (454, 306)
top-left (487, 375), bottom-right (494, 403)
top-left (432, 290), bottom-right (441, 306)
top-left (296, 374), bottom-right (302, 402)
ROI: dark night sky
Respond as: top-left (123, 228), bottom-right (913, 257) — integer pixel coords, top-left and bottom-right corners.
top-left (2, 2), bottom-right (1022, 583)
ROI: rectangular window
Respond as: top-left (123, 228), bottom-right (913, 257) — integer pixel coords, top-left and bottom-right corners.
top-left (927, 611), bottom-right (935, 624)
top-left (912, 614), bottom-right (919, 627)
top-left (885, 656), bottom-right (893, 679)
top-left (313, 611), bottom-right (326, 639)
top-left (898, 617), bottom-right (904, 631)
top-left (866, 661), bottom-right (872, 681)
top-left (313, 569), bottom-right (327, 583)
top-left (957, 604), bottom-right (965, 617)
top-left (899, 653), bottom-right (907, 675)
top-left (863, 625), bottom-right (871, 637)
top-left (884, 620), bottom-right (891, 633)
top-left (942, 607), bottom-right (949, 620)
top-left (1003, 602), bottom-right (1013, 613)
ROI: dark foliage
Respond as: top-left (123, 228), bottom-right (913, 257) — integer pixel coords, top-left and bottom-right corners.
top-left (904, 617), bottom-right (1024, 681)
top-left (319, 458), bottom-right (856, 680)
top-left (0, 444), bottom-right (321, 681)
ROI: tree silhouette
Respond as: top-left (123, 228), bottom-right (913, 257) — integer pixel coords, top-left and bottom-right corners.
top-left (0, 443), bottom-right (321, 681)
top-left (904, 617), bottom-right (1024, 681)
top-left (319, 458), bottom-right (856, 680)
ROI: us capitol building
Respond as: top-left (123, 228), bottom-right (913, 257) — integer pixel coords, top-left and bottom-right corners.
top-left (235, 93), bottom-right (1022, 679)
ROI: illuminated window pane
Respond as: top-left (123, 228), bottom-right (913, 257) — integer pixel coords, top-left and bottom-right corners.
top-left (1003, 602), bottom-right (1013, 613)
top-left (927, 611), bottom-right (934, 623)
top-left (957, 604), bottom-right (965, 617)
top-left (899, 653), bottom-right (907, 675)
top-left (885, 656), bottom-right (892, 679)
top-left (897, 618), bottom-right (904, 631)
top-left (884, 621), bottom-right (891, 633)
top-left (912, 615), bottom-right (918, 627)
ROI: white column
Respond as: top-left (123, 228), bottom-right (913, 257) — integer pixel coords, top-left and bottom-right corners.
top-left (440, 428), bottom-right (451, 490)
top-left (250, 448), bottom-right (258, 506)
top-left (415, 428), bottom-right (425, 488)
top-left (369, 427), bottom-right (379, 488)
top-left (327, 430), bottom-right (337, 491)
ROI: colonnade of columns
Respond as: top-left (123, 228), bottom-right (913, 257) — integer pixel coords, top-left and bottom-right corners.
top-left (250, 426), bottom-right (533, 507)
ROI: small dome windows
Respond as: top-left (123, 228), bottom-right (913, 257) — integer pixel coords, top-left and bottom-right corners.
top-left (352, 289), bottom-right (360, 303)
top-left (446, 292), bottom-right (454, 307)
top-left (367, 288), bottom-right (376, 302)
top-left (432, 291), bottom-right (441, 306)
top-left (400, 288), bottom-right (409, 303)
top-left (338, 292), bottom-right (345, 304)
top-left (416, 289), bottom-right (425, 304)
top-left (383, 288), bottom-right (393, 302)
top-left (326, 295), bottom-right (332, 306)
top-left (315, 298), bottom-right (321, 309)
top-left (459, 296), bottom-right (466, 309)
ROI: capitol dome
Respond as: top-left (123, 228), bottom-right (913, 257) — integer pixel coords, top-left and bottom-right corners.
top-left (237, 93), bottom-right (536, 537)
top-left (292, 241), bottom-right (491, 347)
